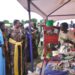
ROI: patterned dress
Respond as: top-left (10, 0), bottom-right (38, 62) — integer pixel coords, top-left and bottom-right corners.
top-left (8, 27), bottom-right (26, 75)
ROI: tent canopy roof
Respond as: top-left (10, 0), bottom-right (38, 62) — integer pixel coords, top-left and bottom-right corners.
top-left (17, 0), bottom-right (75, 20)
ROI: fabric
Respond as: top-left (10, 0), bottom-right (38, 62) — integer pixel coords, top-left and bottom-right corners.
top-left (26, 27), bottom-right (38, 62)
top-left (2, 30), bottom-right (10, 75)
top-left (68, 30), bottom-right (75, 43)
top-left (0, 29), bottom-right (5, 75)
top-left (46, 20), bottom-right (54, 27)
top-left (44, 70), bottom-right (68, 75)
top-left (58, 30), bottom-right (75, 45)
top-left (8, 27), bottom-right (25, 75)
top-left (9, 38), bottom-right (23, 75)
top-left (58, 30), bottom-right (68, 45)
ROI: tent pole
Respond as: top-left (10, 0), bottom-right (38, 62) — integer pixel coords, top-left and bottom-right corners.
top-left (27, 0), bottom-right (34, 72)
top-left (48, 14), bottom-right (75, 17)
top-left (31, 2), bottom-right (47, 16)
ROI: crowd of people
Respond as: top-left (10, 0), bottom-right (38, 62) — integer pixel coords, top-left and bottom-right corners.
top-left (0, 19), bottom-right (75, 75)
top-left (0, 20), bottom-right (40, 75)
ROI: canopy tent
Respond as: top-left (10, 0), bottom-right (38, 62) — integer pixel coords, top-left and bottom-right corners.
top-left (17, 0), bottom-right (75, 73)
top-left (17, 0), bottom-right (75, 20)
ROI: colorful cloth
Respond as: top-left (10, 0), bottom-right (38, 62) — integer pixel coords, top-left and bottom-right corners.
top-left (9, 38), bottom-right (23, 75)
top-left (0, 29), bottom-right (6, 75)
top-left (8, 27), bottom-right (25, 75)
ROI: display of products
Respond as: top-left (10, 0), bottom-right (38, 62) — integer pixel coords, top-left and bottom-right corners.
top-left (41, 25), bottom-right (75, 75)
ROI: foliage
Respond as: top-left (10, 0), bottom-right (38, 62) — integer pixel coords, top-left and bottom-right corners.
top-left (4, 20), bottom-right (10, 24)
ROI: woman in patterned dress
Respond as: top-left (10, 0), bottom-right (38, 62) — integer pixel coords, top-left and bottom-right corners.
top-left (8, 20), bottom-right (26, 75)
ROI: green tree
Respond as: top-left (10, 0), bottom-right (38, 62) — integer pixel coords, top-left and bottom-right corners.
top-left (31, 18), bottom-right (37, 23)
top-left (4, 20), bottom-right (10, 24)
top-left (25, 18), bottom-right (37, 24)
top-left (25, 20), bottom-right (29, 24)
top-left (21, 20), bottom-right (25, 24)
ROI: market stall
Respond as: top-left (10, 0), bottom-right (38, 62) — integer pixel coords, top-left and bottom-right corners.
top-left (17, 0), bottom-right (75, 75)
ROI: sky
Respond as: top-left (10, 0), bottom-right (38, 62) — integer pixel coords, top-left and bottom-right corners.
top-left (0, 0), bottom-right (75, 25)
top-left (0, 0), bottom-right (43, 22)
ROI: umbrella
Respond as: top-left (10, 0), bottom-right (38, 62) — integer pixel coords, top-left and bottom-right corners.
top-left (17, 0), bottom-right (75, 20)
